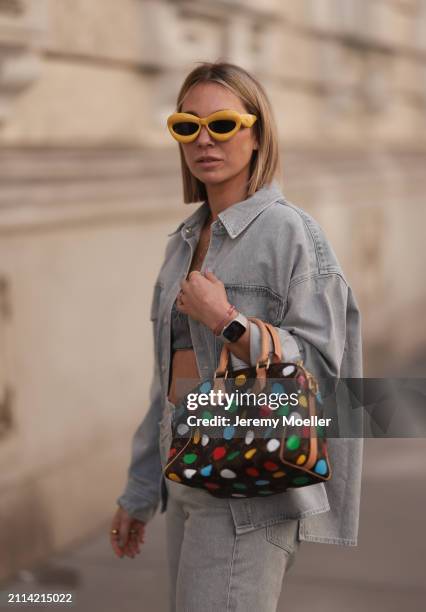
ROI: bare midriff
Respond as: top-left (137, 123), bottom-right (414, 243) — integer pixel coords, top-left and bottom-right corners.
top-left (167, 349), bottom-right (201, 407)
top-left (167, 216), bottom-right (212, 406)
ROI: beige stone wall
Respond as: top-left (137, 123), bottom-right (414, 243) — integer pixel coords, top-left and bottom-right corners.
top-left (1, 0), bottom-right (426, 581)
top-left (0, 215), bottom-right (171, 578)
top-left (0, 59), bottom-right (152, 144)
top-left (1, 0), bottom-right (426, 146)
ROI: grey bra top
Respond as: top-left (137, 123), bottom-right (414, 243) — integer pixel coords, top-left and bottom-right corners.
top-left (170, 299), bottom-right (193, 351)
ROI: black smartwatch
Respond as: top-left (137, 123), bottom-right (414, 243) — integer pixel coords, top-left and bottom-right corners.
top-left (218, 312), bottom-right (249, 344)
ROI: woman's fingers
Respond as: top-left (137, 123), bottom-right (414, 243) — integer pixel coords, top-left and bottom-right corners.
top-left (110, 537), bottom-right (123, 558)
top-left (110, 507), bottom-right (147, 559)
top-left (123, 538), bottom-right (139, 557)
top-left (127, 523), bottom-right (145, 556)
top-left (110, 509), bottom-right (126, 558)
top-left (118, 513), bottom-right (131, 548)
top-left (203, 270), bottom-right (220, 283)
top-left (120, 521), bottom-right (146, 558)
top-left (126, 531), bottom-right (139, 557)
top-left (122, 540), bottom-right (136, 558)
top-left (110, 531), bottom-right (125, 558)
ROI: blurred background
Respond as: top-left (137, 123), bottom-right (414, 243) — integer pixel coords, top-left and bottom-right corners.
top-left (0, 1), bottom-right (425, 610)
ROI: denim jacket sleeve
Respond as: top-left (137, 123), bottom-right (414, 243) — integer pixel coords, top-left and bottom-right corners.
top-left (225, 194), bottom-right (363, 545)
top-left (116, 285), bottom-right (163, 523)
top-left (230, 200), bottom-right (350, 381)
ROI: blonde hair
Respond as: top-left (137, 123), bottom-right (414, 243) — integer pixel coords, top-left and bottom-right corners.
top-left (174, 61), bottom-right (282, 203)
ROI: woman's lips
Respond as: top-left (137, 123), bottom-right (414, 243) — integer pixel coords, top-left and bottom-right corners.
top-left (196, 159), bottom-right (223, 169)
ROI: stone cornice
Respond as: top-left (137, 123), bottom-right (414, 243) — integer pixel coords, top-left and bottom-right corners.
top-left (0, 147), bottom-right (183, 233)
top-left (0, 0), bottom-right (46, 122)
top-left (1, 145), bottom-right (426, 234)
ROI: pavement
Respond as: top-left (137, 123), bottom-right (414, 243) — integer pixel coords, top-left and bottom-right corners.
top-left (1, 437), bottom-right (425, 612)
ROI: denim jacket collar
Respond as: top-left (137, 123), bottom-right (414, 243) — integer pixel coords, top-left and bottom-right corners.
top-left (167, 179), bottom-right (283, 239)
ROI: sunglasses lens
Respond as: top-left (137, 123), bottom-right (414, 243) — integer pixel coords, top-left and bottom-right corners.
top-left (172, 121), bottom-right (199, 136)
top-left (209, 120), bottom-right (237, 134)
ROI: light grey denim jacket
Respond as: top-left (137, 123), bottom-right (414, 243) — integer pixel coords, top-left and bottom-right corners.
top-left (117, 180), bottom-right (364, 546)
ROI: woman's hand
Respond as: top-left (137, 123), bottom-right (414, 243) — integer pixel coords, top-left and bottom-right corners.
top-left (110, 505), bottom-right (146, 559)
top-left (177, 270), bottom-right (231, 331)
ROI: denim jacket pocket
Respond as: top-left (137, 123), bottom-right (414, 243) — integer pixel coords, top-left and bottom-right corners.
top-left (223, 284), bottom-right (284, 324)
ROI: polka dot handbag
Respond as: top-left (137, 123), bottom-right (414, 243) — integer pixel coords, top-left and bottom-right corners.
top-left (163, 317), bottom-right (332, 498)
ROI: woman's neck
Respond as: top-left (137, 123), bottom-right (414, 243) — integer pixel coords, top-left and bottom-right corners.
top-left (205, 171), bottom-right (249, 222)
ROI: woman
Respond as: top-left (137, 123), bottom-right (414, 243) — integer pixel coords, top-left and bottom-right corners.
top-left (110, 62), bottom-right (364, 611)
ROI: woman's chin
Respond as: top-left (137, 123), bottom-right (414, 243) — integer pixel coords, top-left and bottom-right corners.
top-left (194, 168), bottom-right (229, 185)
top-left (194, 171), bottom-right (226, 185)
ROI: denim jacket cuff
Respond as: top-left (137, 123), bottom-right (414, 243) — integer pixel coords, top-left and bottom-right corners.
top-left (116, 477), bottom-right (160, 523)
top-left (116, 491), bottom-right (159, 524)
top-left (229, 321), bottom-right (302, 370)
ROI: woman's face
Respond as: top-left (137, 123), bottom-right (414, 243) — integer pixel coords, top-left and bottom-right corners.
top-left (180, 82), bottom-right (258, 187)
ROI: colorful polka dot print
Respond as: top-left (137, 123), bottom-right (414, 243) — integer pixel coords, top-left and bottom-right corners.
top-left (163, 359), bottom-right (331, 498)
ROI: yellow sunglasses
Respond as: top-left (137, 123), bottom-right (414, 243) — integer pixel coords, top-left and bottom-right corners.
top-left (167, 109), bottom-right (257, 143)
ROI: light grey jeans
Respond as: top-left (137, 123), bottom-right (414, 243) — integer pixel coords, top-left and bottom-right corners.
top-left (160, 399), bottom-right (301, 612)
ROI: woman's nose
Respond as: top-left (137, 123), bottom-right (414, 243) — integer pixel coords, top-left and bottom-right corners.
top-left (196, 125), bottom-right (214, 144)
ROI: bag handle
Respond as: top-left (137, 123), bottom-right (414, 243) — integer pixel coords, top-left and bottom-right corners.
top-left (263, 321), bottom-right (282, 363)
top-left (212, 318), bottom-right (285, 395)
top-left (249, 319), bottom-right (286, 394)
top-left (213, 316), bottom-right (270, 395)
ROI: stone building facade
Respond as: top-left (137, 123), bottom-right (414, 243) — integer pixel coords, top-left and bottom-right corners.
top-left (1, 0), bottom-right (425, 580)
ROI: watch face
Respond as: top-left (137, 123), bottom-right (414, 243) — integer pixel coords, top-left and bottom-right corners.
top-left (223, 320), bottom-right (246, 342)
